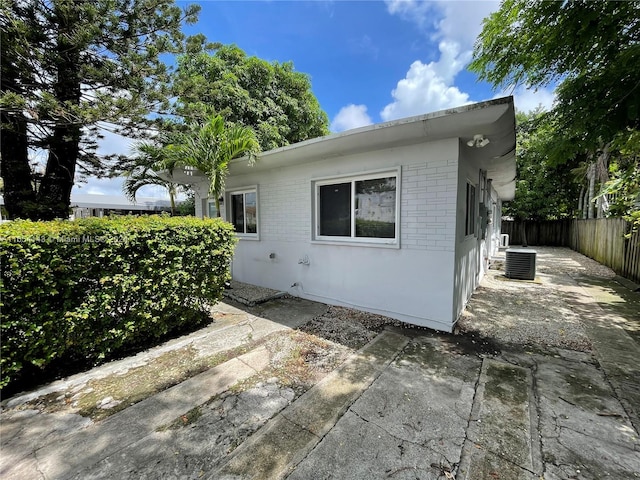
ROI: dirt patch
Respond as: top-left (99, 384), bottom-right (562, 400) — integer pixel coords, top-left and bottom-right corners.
top-left (229, 330), bottom-right (352, 396)
top-left (457, 267), bottom-right (593, 354)
top-left (299, 305), bottom-right (404, 349)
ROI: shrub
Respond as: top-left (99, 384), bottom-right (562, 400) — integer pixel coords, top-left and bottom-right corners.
top-left (0, 215), bottom-right (236, 391)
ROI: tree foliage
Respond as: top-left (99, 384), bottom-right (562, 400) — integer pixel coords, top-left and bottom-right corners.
top-left (470, 0), bottom-right (639, 155)
top-left (0, 0), bottom-right (200, 220)
top-left (168, 115), bottom-right (260, 216)
top-left (123, 141), bottom-right (188, 215)
top-left (173, 44), bottom-right (329, 151)
top-left (596, 130), bottom-right (640, 229)
top-left (505, 110), bottom-right (580, 222)
top-left (470, 0), bottom-right (640, 225)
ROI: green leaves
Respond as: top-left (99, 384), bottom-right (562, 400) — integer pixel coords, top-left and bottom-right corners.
top-left (471, 0), bottom-right (640, 152)
top-left (1, 0), bottom-right (201, 220)
top-left (472, 0), bottom-right (639, 221)
top-left (505, 110), bottom-right (581, 222)
top-left (168, 115), bottom-right (260, 214)
top-left (174, 44), bottom-right (329, 151)
top-left (0, 215), bottom-right (236, 390)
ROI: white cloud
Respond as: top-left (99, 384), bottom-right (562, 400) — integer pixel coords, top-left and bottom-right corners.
top-left (330, 104), bottom-right (374, 132)
top-left (385, 0), bottom-right (432, 28)
top-left (380, 41), bottom-right (471, 121)
top-left (509, 87), bottom-right (556, 114)
top-left (381, 1), bottom-right (502, 121)
top-left (432, 0), bottom-right (499, 51)
top-left (385, 0), bottom-right (498, 50)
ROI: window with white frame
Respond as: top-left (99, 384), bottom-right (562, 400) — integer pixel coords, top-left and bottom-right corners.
top-left (465, 182), bottom-right (476, 236)
top-left (229, 189), bottom-right (257, 235)
top-left (315, 171), bottom-right (399, 244)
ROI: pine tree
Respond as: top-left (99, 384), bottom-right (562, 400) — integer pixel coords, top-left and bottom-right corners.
top-left (0, 0), bottom-right (200, 219)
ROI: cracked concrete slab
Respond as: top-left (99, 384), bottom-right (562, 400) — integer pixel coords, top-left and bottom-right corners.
top-left (534, 355), bottom-right (640, 480)
top-left (287, 335), bottom-right (481, 480)
top-left (223, 280), bottom-right (286, 306)
top-left (458, 359), bottom-right (536, 480)
top-left (212, 331), bottom-right (409, 479)
top-left (30, 357), bottom-right (261, 479)
top-left (67, 383), bottom-right (296, 480)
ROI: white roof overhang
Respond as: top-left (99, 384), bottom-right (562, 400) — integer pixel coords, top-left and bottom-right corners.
top-left (185, 96), bottom-right (517, 200)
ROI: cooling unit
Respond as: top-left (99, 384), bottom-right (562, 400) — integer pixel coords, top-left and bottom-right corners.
top-left (505, 248), bottom-right (537, 280)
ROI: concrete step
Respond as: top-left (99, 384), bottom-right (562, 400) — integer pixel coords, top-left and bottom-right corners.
top-left (2, 347), bottom-right (272, 480)
top-left (458, 358), bottom-right (538, 480)
top-left (210, 330), bottom-right (410, 479)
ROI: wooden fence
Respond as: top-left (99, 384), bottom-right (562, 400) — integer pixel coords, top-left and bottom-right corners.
top-left (501, 218), bottom-right (640, 283)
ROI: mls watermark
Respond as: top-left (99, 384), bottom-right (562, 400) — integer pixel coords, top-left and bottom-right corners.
top-left (0, 235), bottom-right (127, 244)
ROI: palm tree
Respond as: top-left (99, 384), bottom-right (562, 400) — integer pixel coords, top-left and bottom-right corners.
top-left (173, 115), bottom-right (260, 217)
top-left (123, 142), bottom-right (184, 215)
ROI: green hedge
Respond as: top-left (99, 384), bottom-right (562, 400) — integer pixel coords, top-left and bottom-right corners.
top-left (0, 216), bottom-right (237, 390)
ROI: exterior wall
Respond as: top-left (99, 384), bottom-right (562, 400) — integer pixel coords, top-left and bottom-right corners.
top-left (217, 138), bottom-right (460, 331)
top-left (452, 142), bottom-right (481, 322)
top-left (451, 145), bottom-right (506, 323)
top-left (193, 179), bottom-right (210, 219)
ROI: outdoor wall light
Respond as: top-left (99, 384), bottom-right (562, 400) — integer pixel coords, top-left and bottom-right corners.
top-left (467, 134), bottom-right (490, 148)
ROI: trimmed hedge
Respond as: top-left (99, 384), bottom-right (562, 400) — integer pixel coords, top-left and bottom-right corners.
top-left (0, 216), bottom-right (237, 390)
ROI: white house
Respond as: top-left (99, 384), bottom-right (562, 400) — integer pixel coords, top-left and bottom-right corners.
top-left (69, 194), bottom-right (172, 218)
top-left (185, 97), bottom-right (516, 332)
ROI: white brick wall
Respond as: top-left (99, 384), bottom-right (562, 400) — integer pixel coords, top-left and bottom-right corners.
top-left (258, 178), bottom-right (310, 242)
top-left (401, 158), bottom-right (458, 251)
top-left (224, 144), bottom-right (459, 252)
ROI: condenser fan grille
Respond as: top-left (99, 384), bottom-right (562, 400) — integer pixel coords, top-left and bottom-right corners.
top-left (505, 249), bottom-right (537, 280)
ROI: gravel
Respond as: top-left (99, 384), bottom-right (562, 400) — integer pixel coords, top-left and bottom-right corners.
top-left (457, 246), bottom-right (616, 353)
top-left (302, 247), bottom-right (616, 356)
top-left (299, 306), bottom-right (404, 350)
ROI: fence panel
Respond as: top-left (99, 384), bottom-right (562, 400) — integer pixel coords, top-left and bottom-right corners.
top-left (622, 227), bottom-right (640, 283)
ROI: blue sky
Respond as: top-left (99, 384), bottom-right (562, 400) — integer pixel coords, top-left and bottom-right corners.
top-left (75, 0), bottom-right (555, 198)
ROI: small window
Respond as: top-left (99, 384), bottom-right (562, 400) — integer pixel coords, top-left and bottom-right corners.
top-left (465, 182), bottom-right (476, 236)
top-left (315, 171), bottom-right (398, 244)
top-left (229, 189), bottom-right (257, 235)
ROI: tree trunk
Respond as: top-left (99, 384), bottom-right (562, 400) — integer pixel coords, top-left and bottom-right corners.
top-left (215, 196), bottom-right (222, 217)
top-left (0, 112), bottom-right (36, 220)
top-left (587, 163), bottom-right (596, 219)
top-left (577, 186), bottom-right (584, 217)
top-left (38, 125), bottom-right (80, 220)
top-left (0, 12), bottom-right (36, 220)
top-left (521, 220), bottom-right (528, 247)
top-left (169, 191), bottom-right (176, 216)
top-left (595, 144), bottom-right (610, 219)
top-left (37, 4), bottom-right (81, 220)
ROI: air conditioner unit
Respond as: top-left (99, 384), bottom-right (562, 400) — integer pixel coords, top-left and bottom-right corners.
top-left (505, 248), bottom-right (537, 280)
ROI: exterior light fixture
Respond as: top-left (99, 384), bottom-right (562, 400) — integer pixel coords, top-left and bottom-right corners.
top-left (467, 134), bottom-right (490, 148)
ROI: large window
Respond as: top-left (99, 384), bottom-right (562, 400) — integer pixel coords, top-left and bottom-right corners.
top-left (315, 171), bottom-right (399, 244)
top-left (229, 189), bottom-right (257, 235)
top-left (465, 182), bottom-right (476, 236)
